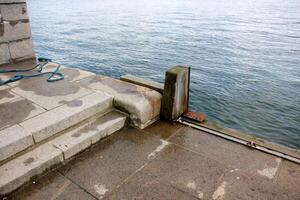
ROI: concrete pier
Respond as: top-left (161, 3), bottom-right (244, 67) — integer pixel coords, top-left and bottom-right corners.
top-left (6, 121), bottom-right (300, 200)
top-left (0, 61), bottom-right (299, 199)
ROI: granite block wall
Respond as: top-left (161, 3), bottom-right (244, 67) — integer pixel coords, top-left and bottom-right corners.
top-left (0, 0), bottom-right (35, 65)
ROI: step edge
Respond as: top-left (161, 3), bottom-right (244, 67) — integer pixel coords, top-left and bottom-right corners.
top-left (0, 111), bottom-right (127, 196)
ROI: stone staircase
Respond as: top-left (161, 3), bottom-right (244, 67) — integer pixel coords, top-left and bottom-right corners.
top-left (0, 62), bottom-right (162, 196)
top-left (0, 91), bottom-right (127, 195)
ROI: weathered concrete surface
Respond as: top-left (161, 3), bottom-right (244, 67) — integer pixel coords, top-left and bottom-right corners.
top-left (0, 4), bottom-right (28, 21)
top-left (0, 125), bottom-right (33, 162)
top-left (0, 111), bottom-right (126, 197)
top-left (8, 121), bottom-right (300, 200)
top-left (50, 111), bottom-right (126, 159)
top-left (0, 0), bottom-right (35, 65)
top-left (0, 43), bottom-right (10, 65)
top-left (161, 65), bottom-right (189, 120)
top-left (9, 172), bottom-right (96, 200)
top-left (0, 143), bottom-right (63, 195)
top-left (8, 38), bottom-right (35, 62)
top-left (0, 97), bottom-right (46, 130)
top-left (120, 74), bottom-right (164, 93)
top-left (78, 75), bottom-right (162, 129)
top-left (20, 91), bottom-right (113, 142)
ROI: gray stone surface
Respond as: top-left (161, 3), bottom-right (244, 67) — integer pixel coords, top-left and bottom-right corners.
top-left (110, 144), bottom-right (226, 200)
top-left (277, 160), bottom-right (300, 198)
top-left (0, 124), bottom-right (33, 162)
top-left (0, 21), bottom-right (31, 43)
top-left (0, 21), bottom-right (10, 43)
top-left (0, 0), bottom-right (26, 4)
top-left (120, 74), bottom-right (164, 93)
top-left (8, 38), bottom-right (35, 61)
top-left (0, 88), bottom-right (19, 104)
top-left (0, 143), bottom-right (63, 195)
top-left (0, 4), bottom-right (28, 21)
top-left (58, 128), bottom-right (165, 199)
top-left (161, 65), bottom-right (189, 120)
top-left (20, 92), bottom-right (113, 142)
top-left (9, 172), bottom-right (96, 200)
top-left (6, 20), bottom-right (31, 41)
top-left (169, 127), bottom-right (283, 178)
top-left (7, 120), bottom-right (300, 200)
top-left (0, 97), bottom-right (46, 130)
top-left (11, 76), bottom-right (93, 110)
top-left (51, 111), bottom-right (126, 159)
top-left (78, 75), bottom-right (162, 129)
top-left (0, 43), bottom-right (10, 65)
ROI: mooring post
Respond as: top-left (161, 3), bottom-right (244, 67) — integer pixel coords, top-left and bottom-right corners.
top-left (161, 65), bottom-right (190, 121)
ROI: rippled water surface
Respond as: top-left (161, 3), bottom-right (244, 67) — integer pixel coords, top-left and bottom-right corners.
top-left (27, 0), bottom-right (300, 149)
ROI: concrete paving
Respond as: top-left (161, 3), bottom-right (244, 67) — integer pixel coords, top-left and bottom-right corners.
top-left (6, 120), bottom-right (300, 200)
top-left (0, 60), bottom-right (163, 195)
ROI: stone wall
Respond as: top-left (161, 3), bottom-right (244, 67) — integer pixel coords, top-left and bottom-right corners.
top-left (0, 0), bottom-right (35, 65)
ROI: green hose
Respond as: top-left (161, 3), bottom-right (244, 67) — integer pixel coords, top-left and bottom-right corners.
top-left (0, 58), bottom-right (64, 86)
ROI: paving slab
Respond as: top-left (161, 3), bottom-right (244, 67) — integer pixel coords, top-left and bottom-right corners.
top-left (0, 97), bottom-right (45, 130)
top-left (0, 87), bottom-right (19, 104)
top-left (58, 127), bottom-right (165, 199)
top-left (12, 76), bottom-right (93, 110)
top-left (77, 75), bottom-right (162, 129)
top-left (169, 127), bottom-right (283, 179)
top-left (20, 91), bottom-right (113, 143)
top-left (0, 124), bottom-right (33, 162)
top-left (0, 143), bottom-right (63, 195)
top-left (276, 160), bottom-right (300, 198)
top-left (3, 120), bottom-right (300, 199)
top-left (50, 111), bottom-right (126, 159)
top-left (109, 144), bottom-right (226, 200)
top-left (9, 171), bottom-right (96, 200)
top-left (144, 120), bottom-right (184, 139)
top-left (212, 170), bottom-right (293, 200)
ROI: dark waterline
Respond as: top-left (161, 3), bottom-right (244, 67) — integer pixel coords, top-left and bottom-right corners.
top-left (27, 0), bottom-right (300, 149)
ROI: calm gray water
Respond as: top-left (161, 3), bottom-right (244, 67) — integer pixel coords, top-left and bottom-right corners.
top-left (27, 0), bottom-right (300, 149)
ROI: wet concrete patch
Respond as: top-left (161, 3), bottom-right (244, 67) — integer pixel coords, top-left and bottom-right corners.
top-left (23, 157), bottom-right (34, 166)
top-left (12, 77), bottom-right (92, 110)
top-left (214, 170), bottom-right (293, 200)
top-left (169, 127), bottom-right (282, 176)
top-left (58, 127), bottom-right (165, 199)
top-left (59, 99), bottom-right (83, 107)
top-left (0, 89), bottom-right (19, 104)
top-left (0, 97), bottom-right (45, 130)
top-left (144, 120), bottom-right (184, 139)
top-left (276, 160), bottom-right (300, 198)
top-left (9, 171), bottom-right (96, 200)
top-left (109, 144), bottom-right (226, 200)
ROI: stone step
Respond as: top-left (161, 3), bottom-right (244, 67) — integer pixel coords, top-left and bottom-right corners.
top-left (0, 91), bottom-right (113, 163)
top-left (0, 111), bottom-right (127, 195)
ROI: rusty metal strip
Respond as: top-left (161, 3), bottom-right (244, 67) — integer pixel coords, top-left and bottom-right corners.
top-left (177, 117), bottom-right (300, 164)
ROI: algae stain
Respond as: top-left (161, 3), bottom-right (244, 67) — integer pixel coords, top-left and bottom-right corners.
top-left (23, 157), bottom-right (35, 166)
